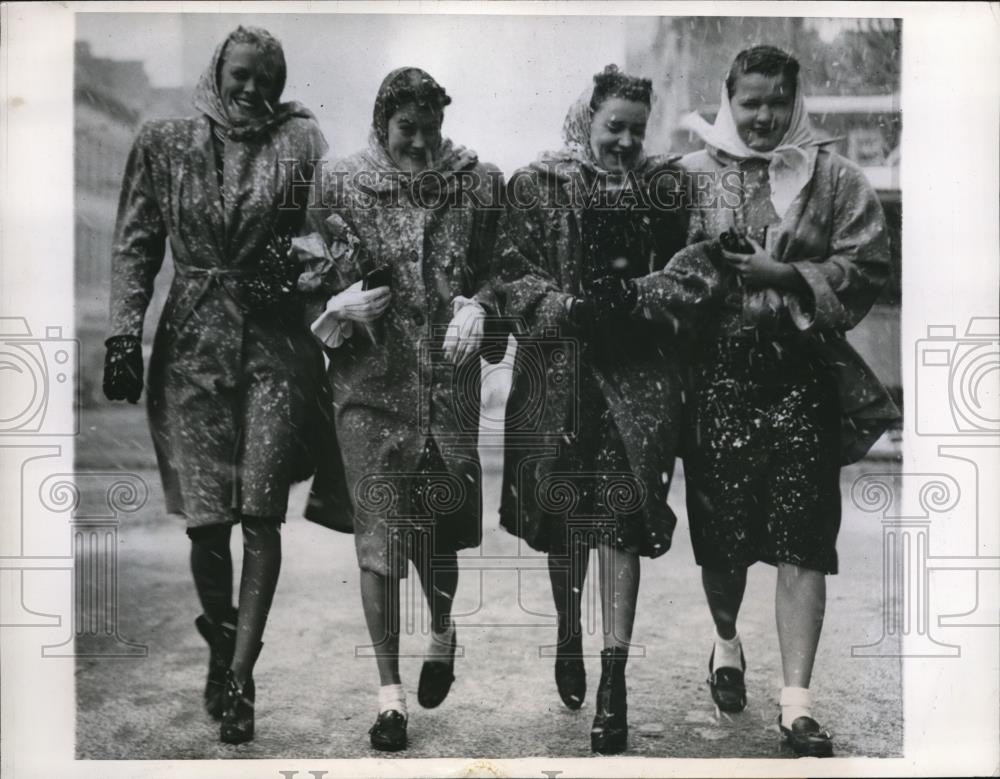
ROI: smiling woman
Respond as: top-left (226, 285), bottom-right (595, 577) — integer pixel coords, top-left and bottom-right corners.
top-left (103, 24), bottom-right (329, 748)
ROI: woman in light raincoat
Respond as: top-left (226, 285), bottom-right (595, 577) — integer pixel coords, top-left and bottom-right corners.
top-left (103, 26), bottom-right (329, 744)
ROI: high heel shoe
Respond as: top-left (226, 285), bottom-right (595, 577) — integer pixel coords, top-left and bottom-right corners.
top-left (195, 610), bottom-right (237, 720)
top-left (220, 642), bottom-right (262, 745)
top-left (590, 647), bottom-right (628, 754)
top-left (554, 626), bottom-right (586, 710)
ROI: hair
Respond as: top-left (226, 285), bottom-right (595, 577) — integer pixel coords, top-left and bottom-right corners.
top-left (724, 45), bottom-right (800, 98)
top-left (590, 64), bottom-right (653, 110)
top-left (372, 67), bottom-right (452, 144)
top-left (218, 26), bottom-right (288, 97)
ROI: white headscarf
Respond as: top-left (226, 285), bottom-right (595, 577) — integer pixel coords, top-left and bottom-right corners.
top-left (682, 76), bottom-right (820, 217)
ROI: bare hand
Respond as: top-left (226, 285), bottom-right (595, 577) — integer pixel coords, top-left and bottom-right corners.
top-left (326, 280), bottom-right (392, 323)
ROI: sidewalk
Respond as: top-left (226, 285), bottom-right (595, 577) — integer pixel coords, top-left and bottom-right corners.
top-left (74, 404), bottom-right (902, 760)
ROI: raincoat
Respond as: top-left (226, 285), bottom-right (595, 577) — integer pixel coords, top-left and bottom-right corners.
top-left (297, 130), bottom-right (503, 577)
top-left (492, 143), bottom-right (692, 558)
top-left (110, 42), bottom-right (330, 527)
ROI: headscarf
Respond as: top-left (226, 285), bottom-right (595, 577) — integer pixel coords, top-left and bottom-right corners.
top-left (681, 72), bottom-right (821, 217)
top-left (360, 67), bottom-right (478, 193)
top-left (539, 84), bottom-right (649, 180)
top-left (192, 26), bottom-right (313, 142)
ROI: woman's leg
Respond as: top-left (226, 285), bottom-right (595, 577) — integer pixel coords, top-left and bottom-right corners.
top-left (414, 547), bottom-right (459, 708)
top-left (775, 562), bottom-right (825, 689)
top-left (189, 523), bottom-right (234, 624)
top-left (590, 541), bottom-right (637, 754)
top-left (360, 567), bottom-right (408, 750)
top-left (550, 536), bottom-right (589, 709)
top-left (189, 523), bottom-right (237, 718)
top-left (414, 549), bottom-right (458, 635)
top-left (549, 535), bottom-right (589, 646)
top-left (230, 515), bottom-right (282, 685)
top-left (359, 569), bottom-right (401, 685)
top-left (702, 567), bottom-right (748, 641)
top-left (597, 543), bottom-right (639, 649)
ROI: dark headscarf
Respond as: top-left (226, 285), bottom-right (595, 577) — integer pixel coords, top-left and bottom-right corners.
top-left (193, 25), bottom-right (314, 142)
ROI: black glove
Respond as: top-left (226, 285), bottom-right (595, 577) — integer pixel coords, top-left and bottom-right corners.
top-left (586, 274), bottom-right (638, 321)
top-left (103, 335), bottom-right (144, 404)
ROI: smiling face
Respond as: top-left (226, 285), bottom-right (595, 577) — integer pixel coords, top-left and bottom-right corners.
top-left (589, 97), bottom-right (649, 173)
top-left (728, 71), bottom-right (795, 152)
top-left (218, 43), bottom-right (281, 123)
top-left (385, 101), bottom-right (443, 174)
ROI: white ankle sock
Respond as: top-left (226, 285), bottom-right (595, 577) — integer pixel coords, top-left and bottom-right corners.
top-left (426, 621), bottom-right (455, 659)
top-left (712, 631), bottom-right (743, 671)
top-left (780, 686), bottom-right (811, 725)
top-left (378, 683), bottom-right (407, 718)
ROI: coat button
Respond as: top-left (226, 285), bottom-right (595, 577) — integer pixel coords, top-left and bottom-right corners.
top-left (412, 311), bottom-right (425, 326)
top-left (410, 250), bottom-right (420, 263)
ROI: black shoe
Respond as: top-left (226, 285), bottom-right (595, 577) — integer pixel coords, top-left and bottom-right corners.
top-left (417, 627), bottom-right (456, 709)
top-left (780, 715), bottom-right (834, 757)
top-left (369, 710), bottom-right (408, 752)
top-left (195, 611), bottom-right (237, 721)
top-left (555, 630), bottom-right (586, 710)
top-left (707, 645), bottom-right (747, 713)
top-left (590, 647), bottom-right (628, 754)
top-left (220, 671), bottom-right (255, 744)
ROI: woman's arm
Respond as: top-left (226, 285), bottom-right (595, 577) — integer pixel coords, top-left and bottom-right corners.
top-left (110, 123), bottom-right (168, 339)
top-left (786, 160), bottom-right (891, 333)
top-left (490, 171), bottom-right (575, 338)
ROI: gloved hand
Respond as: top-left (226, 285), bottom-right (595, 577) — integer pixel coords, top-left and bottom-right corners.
top-left (442, 296), bottom-right (486, 364)
top-left (325, 280), bottom-right (392, 323)
top-left (103, 335), bottom-right (143, 404)
top-left (585, 274), bottom-right (638, 321)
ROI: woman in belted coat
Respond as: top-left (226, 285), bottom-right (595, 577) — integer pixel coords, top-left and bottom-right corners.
top-left (102, 26), bottom-right (329, 745)
top-left (295, 67), bottom-right (503, 752)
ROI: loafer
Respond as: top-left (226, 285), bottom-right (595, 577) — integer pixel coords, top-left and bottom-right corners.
top-left (780, 715), bottom-right (834, 757)
top-left (417, 627), bottom-right (456, 709)
top-left (369, 709), bottom-right (407, 752)
top-left (707, 646), bottom-right (747, 713)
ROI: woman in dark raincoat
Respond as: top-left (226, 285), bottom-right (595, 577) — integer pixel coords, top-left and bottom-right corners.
top-left (295, 67), bottom-right (502, 752)
top-left (640, 46), bottom-right (900, 757)
top-left (492, 65), bottom-right (692, 754)
top-left (102, 26), bottom-right (329, 744)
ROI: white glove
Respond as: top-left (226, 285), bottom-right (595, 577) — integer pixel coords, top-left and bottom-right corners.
top-left (310, 280), bottom-right (391, 348)
top-left (442, 295), bottom-right (486, 364)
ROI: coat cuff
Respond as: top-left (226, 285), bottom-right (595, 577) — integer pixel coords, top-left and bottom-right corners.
top-left (310, 309), bottom-right (353, 349)
top-left (788, 261), bottom-right (849, 332)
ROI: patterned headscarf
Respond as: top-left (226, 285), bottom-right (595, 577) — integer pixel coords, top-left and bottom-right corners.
top-left (192, 26), bottom-right (313, 142)
top-left (361, 67), bottom-right (477, 190)
top-left (551, 80), bottom-right (649, 175)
